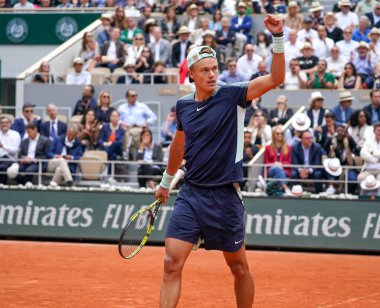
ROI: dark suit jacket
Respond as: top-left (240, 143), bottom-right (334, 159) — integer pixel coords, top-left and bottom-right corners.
top-left (40, 120), bottom-right (67, 139)
top-left (365, 12), bottom-right (380, 28)
top-left (50, 135), bottom-right (83, 160)
top-left (72, 98), bottom-right (97, 116)
top-left (331, 105), bottom-right (354, 125)
top-left (306, 108), bottom-right (327, 128)
top-left (215, 28), bottom-right (236, 46)
top-left (18, 135), bottom-right (51, 160)
top-left (97, 124), bottom-right (126, 149)
top-left (363, 104), bottom-right (380, 124)
top-left (11, 118), bottom-right (41, 139)
top-left (316, 124), bottom-right (337, 146)
top-left (327, 27), bottom-right (343, 43)
top-left (100, 41), bottom-right (125, 66)
top-left (160, 19), bottom-right (180, 38)
top-left (172, 40), bottom-right (192, 67)
top-left (268, 108), bottom-right (294, 126)
top-left (291, 142), bottom-right (323, 173)
top-left (230, 15), bottom-right (253, 43)
top-left (136, 143), bottom-right (163, 162)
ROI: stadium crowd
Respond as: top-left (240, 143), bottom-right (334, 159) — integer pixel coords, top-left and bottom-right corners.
top-left (1, 0), bottom-right (380, 196)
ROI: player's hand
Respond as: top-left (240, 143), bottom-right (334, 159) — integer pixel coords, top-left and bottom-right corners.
top-left (155, 185), bottom-right (170, 205)
top-left (264, 14), bottom-right (283, 34)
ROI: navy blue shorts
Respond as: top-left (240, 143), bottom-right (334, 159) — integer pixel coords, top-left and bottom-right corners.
top-left (166, 182), bottom-right (245, 252)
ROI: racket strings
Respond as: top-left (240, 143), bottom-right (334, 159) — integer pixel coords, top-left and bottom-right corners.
top-left (120, 210), bottom-right (151, 258)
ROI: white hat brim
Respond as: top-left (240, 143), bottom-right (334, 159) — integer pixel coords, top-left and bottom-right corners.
top-left (361, 181), bottom-right (380, 190)
top-left (292, 116), bottom-right (311, 131)
top-left (323, 160), bottom-right (343, 176)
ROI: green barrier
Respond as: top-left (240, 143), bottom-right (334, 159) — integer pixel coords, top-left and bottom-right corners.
top-left (0, 13), bottom-right (101, 45)
top-left (0, 190), bottom-right (379, 252)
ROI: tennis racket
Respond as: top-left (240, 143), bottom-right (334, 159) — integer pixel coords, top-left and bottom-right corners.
top-left (118, 169), bottom-right (185, 259)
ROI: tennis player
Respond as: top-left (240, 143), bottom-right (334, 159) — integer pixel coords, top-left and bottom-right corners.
top-left (155, 15), bottom-right (285, 308)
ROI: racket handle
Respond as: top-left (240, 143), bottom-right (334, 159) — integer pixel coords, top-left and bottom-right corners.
top-left (168, 169), bottom-right (185, 192)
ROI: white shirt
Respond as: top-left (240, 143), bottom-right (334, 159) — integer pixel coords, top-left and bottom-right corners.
top-left (107, 41), bottom-right (117, 60)
top-left (297, 29), bottom-right (318, 43)
top-left (336, 40), bottom-right (359, 62)
top-left (0, 129), bottom-right (21, 161)
top-left (66, 71), bottom-right (91, 85)
top-left (336, 11), bottom-right (359, 30)
top-left (366, 141), bottom-right (380, 170)
top-left (312, 109), bottom-right (325, 128)
top-left (13, 1), bottom-right (34, 9)
top-left (117, 101), bottom-right (157, 126)
top-left (313, 37), bottom-right (335, 59)
top-left (284, 41), bottom-right (302, 68)
top-left (27, 134), bottom-right (40, 159)
top-left (348, 125), bottom-right (374, 147)
top-left (143, 144), bottom-right (153, 162)
top-left (237, 53), bottom-right (263, 79)
top-left (154, 41), bottom-right (160, 61)
top-left (283, 71), bottom-right (307, 90)
top-left (326, 56), bottom-right (346, 78)
top-left (188, 17), bottom-right (197, 32)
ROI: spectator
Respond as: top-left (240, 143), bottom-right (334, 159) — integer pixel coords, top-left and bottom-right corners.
top-left (112, 6), bottom-right (128, 30)
top-left (307, 59), bottom-right (335, 89)
top-left (297, 42), bottom-right (319, 75)
top-left (249, 60), bottom-right (268, 80)
top-left (336, 27), bottom-right (360, 62)
top-left (230, 2), bottom-right (253, 53)
top-left (94, 90), bottom-right (115, 124)
top-left (98, 110), bottom-right (125, 161)
top-left (326, 46), bottom-right (346, 79)
top-left (162, 0), bottom-right (185, 15)
top-left (244, 97), bottom-right (268, 126)
top-left (56, 0), bottom-right (72, 7)
top-left (348, 109), bottom-right (374, 152)
top-left (66, 57), bottom-right (91, 85)
top-left (360, 174), bottom-right (380, 196)
top-left (368, 27), bottom-right (380, 64)
top-left (0, 0), bottom-right (11, 8)
top-left (126, 33), bottom-right (146, 65)
top-left (137, 5), bottom-right (153, 29)
top-left (355, 0), bottom-right (377, 17)
top-left (237, 44), bottom-right (263, 80)
top-left (284, 1), bottom-right (304, 31)
top-left (353, 16), bottom-right (371, 43)
top-left (79, 32), bottom-right (100, 71)
top-left (323, 157), bottom-right (343, 194)
top-left (135, 46), bottom-right (154, 73)
top-left (116, 61), bottom-right (141, 85)
top-left (97, 14), bottom-right (113, 49)
top-left (161, 106), bottom-right (177, 147)
top-left (13, 0), bottom-right (34, 9)
top-left (215, 17), bottom-right (236, 60)
top-left (136, 127), bottom-right (163, 188)
top-left (284, 30), bottom-right (302, 67)
top-left (15, 123), bottom-right (50, 185)
top-left (191, 17), bottom-right (211, 46)
top-left (143, 18), bottom-right (157, 44)
top-left (0, 116), bottom-right (21, 185)
top-left (171, 26), bottom-right (192, 68)
top-left (331, 91), bottom-right (355, 125)
top-left (306, 91), bottom-right (328, 132)
top-left (148, 26), bottom-right (171, 66)
top-left (291, 130), bottom-right (324, 193)
top-left (268, 95), bottom-right (294, 127)
top-left (323, 125), bottom-right (359, 194)
top-left (283, 58), bottom-right (307, 90)
top-left (243, 128), bottom-right (260, 158)
top-left (285, 113), bottom-right (313, 147)
top-left (201, 30), bottom-right (224, 69)
top-left (120, 17), bottom-right (144, 46)
top-left (353, 41), bottom-right (375, 88)
top-left (77, 0), bottom-right (92, 8)
top-left (33, 62), bottom-right (53, 84)
top-left (365, 2), bottom-right (380, 28)
top-left (253, 31), bottom-right (272, 61)
top-left (308, 1), bottom-right (325, 30)
top-left (313, 25), bottom-right (334, 59)
top-left (373, 62), bottom-right (380, 89)
top-left (316, 112), bottom-right (337, 146)
top-left (246, 110), bottom-right (272, 147)
top-left (72, 84), bottom-right (97, 116)
top-left (363, 89), bottom-right (380, 124)
top-left (98, 27), bottom-right (125, 73)
top-left (338, 62), bottom-right (362, 90)
top-left (143, 61), bottom-right (168, 84)
top-left (264, 125), bottom-right (292, 194)
top-left (336, 0), bottom-right (359, 30)
top-left (297, 17), bottom-right (318, 44)
top-left (78, 109), bottom-right (100, 150)
top-left (217, 57), bottom-right (246, 86)
top-left (40, 104), bottom-right (67, 140)
top-left (209, 9), bottom-right (223, 32)
top-left (12, 103), bottom-right (40, 140)
top-left (358, 122), bottom-right (380, 183)
top-left (324, 11), bottom-right (344, 43)
top-left (160, 6), bottom-right (181, 42)
top-left (182, 4), bottom-right (201, 32)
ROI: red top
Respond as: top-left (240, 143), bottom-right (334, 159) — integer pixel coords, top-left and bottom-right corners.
top-left (264, 145), bottom-right (292, 177)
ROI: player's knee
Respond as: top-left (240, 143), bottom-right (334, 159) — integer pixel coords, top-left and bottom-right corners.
top-left (163, 255), bottom-right (184, 276)
top-left (228, 261), bottom-right (249, 278)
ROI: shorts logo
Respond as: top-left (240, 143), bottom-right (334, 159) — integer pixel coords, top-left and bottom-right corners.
top-left (6, 18), bottom-right (28, 43)
top-left (234, 239), bottom-right (243, 245)
top-left (55, 17), bottom-right (78, 42)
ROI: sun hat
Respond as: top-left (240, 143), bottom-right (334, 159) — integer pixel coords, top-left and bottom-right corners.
top-left (323, 158), bottom-right (343, 177)
top-left (300, 42), bottom-right (314, 51)
top-left (188, 3), bottom-right (198, 11)
top-left (7, 163), bottom-right (19, 179)
top-left (237, 2), bottom-right (247, 9)
top-left (309, 1), bottom-right (324, 13)
top-left (123, 60), bottom-right (136, 68)
top-left (323, 11), bottom-right (336, 23)
top-left (177, 26), bottom-right (191, 35)
top-left (309, 91), bottom-right (324, 104)
top-left (100, 13), bottom-right (112, 20)
top-left (187, 45), bottom-right (217, 69)
top-left (292, 113), bottom-right (311, 131)
top-left (203, 29), bottom-right (215, 37)
top-left (338, 91), bottom-right (354, 102)
top-left (287, 1), bottom-right (299, 9)
top-left (73, 57), bottom-right (84, 65)
top-left (356, 41), bottom-right (370, 50)
top-left (291, 185), bottom-right (304, 196)
top-left (368, 27), bottom-right (380, 40)
top-left (339, 0), bottom-right (352, 7)
top-left (361, 174), bottom-right (380, 190)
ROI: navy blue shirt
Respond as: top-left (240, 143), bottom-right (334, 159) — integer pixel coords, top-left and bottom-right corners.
top-left (176, 82), bottom-right (250, 187)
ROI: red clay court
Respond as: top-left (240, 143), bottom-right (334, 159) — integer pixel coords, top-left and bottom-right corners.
top-left (1, 241), bottom-right (380, 307)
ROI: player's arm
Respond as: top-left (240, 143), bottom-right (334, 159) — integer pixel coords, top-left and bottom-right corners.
top-left (155, 129), bottom-right (185, 204)
top-left (246, 15), bottom-right (285, 101)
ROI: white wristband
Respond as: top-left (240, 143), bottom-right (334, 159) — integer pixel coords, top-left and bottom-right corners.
top-left (272, 35), bottom-right (284, 54)
top-left (160, 170), bottom-right (175, 189)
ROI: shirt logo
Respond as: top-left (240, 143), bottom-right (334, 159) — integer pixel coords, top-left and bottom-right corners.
top-left (196, 106), bottom-right (206, 112)
top-left (234, 239), bottom-right (244, 245)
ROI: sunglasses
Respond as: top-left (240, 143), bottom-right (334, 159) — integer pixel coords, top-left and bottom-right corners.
top-left (135, 37), bottom-right (144, 40)
top-left (102, 95), bottom-right (110, 98)
top-left (129, 94), bottom-right (138, 97)
top-left (276, 132), bottom-right (284, 135)
top-left (24, 109), bottom-right (33, 113)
